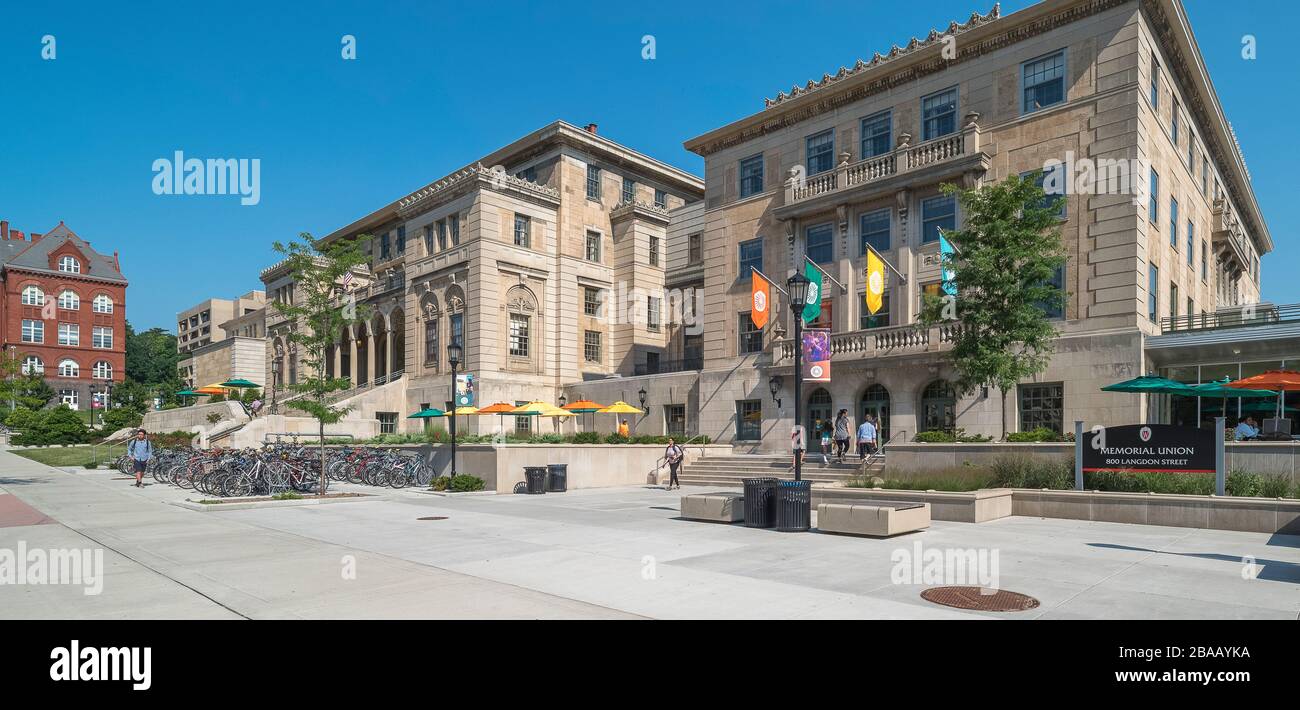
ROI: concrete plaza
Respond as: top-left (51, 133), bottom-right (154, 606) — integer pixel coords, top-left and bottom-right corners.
top-left (1, 449), bottom-right (1297, 620)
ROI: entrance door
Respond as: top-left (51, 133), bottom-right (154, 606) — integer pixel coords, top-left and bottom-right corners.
top-left (859, 384), bottom-right (891, 443)
top-left (807, 388), bottom-right (833, 441)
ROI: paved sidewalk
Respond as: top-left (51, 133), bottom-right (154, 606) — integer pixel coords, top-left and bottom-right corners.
top-left (0, 451), bottom-right (638, 619)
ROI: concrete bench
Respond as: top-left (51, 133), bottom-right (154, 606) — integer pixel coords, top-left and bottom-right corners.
top-left (681, 492), bottom-right (744, 523)
top-left (816, 501), bottom-right (930, 537)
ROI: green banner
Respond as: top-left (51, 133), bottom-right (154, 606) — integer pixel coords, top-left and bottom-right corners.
top-left (801, 261), bottom-right (823, 324)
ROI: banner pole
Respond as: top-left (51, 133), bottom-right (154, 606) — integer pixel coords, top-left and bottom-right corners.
top-left (1074, 420), bottom-right (1084, 491)
top-left (1215, 416), bottom-right (1226, 496)
top-left (864, 243), bottom-right (910, 284)
top-left (804, 256), bottom-right (847, 294)
top-left (750, 267), bottom-right (788, 296)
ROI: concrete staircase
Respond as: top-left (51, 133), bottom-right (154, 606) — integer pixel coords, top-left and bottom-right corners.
top-left (680, 453), bottom-right (876, 487)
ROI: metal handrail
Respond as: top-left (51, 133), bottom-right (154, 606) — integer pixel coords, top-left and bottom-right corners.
top-left (1160, 303), bottom-right (1298, 334)
top-left (650, 432), bottom-right (711, 480)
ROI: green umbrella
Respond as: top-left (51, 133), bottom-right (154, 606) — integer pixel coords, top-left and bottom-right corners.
top-left (1189, 377), bottom-right (1278, 421)
top-left (1101, 374), bottom-right (1195, 394)
top-left (407, 408), bottom-right (446, 418)
top-left (219, 378), bottom-right (261, 389)
top-left (175, 389), bottom-right (199, 397)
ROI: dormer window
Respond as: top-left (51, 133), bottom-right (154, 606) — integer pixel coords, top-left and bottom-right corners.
top-left (59, 255), bottom-right (81, 273)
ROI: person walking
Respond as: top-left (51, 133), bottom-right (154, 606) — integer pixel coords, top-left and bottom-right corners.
top-left (833, 409), bottom-right (852, 464)
top-left (127, 429), bottom-right (153, 488)
top-left (250, 398), bottom-right (263, 418)
top-left (790, 424), bottom-right (806, 473)
top-left (857, 415), bottom-right (877, 460)
top-left (819, 421), bottom-right (832, 465)
top-left (664, 437), bottom-right (684, 490)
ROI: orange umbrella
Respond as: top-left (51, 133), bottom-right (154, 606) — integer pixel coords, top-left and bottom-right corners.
top-left (563, 399), bottom-right (606, 431)
top-left (476, 401), bottom-right (519, 437)
top-left (1225, 370), bottom-right (1300, 422)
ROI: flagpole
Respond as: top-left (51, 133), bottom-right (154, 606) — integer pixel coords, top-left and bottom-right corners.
top-left (861, 243), bottom-right (909, 284)
top-left (804, 257), bottom-right (848, 294)
top-left (750, 267), bottom-right (789, 295)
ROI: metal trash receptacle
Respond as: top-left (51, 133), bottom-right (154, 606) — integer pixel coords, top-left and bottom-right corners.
top-left (775, 480), bottom-right (812, 531)
top-left (524, 466), bottom-right (548, 494)
top-left (545, 464), bottom-right (568, 492)
top-left (742, 477), bottom-right (778, 528)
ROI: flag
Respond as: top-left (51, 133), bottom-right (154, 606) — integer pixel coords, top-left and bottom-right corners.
top-left (865, 250), bottom-right (885, 315)
top-left (750, 270), bottom-right (770, 329)
top-left (939, 235), bottom-right (957, 297)
top-left (801, 261), bottom-right (823, 324)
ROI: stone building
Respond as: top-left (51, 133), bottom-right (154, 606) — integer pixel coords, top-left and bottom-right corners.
top-left (677, 0), bottom-right (1272, 450)
top-left (0, 219), bottom-right (127, 410)
top-left (175, 291), bottom-right (267, 390)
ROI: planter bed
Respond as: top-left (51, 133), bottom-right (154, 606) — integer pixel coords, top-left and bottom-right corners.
top-left (169, 492), bottom-right (374, 512)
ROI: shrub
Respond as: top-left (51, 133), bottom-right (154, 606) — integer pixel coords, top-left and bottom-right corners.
top-left (82, 461), bottom-right (99, 469)
top-left (989, 457), bottom-right (1072, 489)
top-left (4, 407), bottom-right (39, 430)
top-left (604, 433), bottom-right (630, 445)
top-left (449, 474), bottom-right (485, 492)
top-left (1225, 471), bottom-right (1262, 498)
top-left (272, 491), bottom-right (303, 500)
top-left (102, 407), bottom-right (142, 431)
top-left (913, 430), bottom-right (956, 443)
top-left (13, 406), bottom-right (91, 446)
top-left (1259, 475), bottom-right (1294, 499)
top-left (1007, 428), bottom-right (1064, 443)
top-left (571, 431), bottom-right (601, 444)
top-left (430, 477), bottom-right (448, 491)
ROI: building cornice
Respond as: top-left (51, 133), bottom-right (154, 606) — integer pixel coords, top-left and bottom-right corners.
top-left (609, 199), bottom-right (672, 226)
top-left (396, 163), bottom-right (560, 219)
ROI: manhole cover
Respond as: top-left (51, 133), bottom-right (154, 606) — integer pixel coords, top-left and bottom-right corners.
top-left (417, 516), bottom-right (448, 521)
top-left (920, 586), bottom-right (1040, 612)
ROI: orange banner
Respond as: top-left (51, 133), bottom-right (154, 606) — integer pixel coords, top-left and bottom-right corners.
top-left (751, 270), bottom-right (770, 329)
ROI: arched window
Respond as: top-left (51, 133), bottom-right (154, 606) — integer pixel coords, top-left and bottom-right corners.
top-left (807, 387), bottom-right (833, 437)
top-left (859, 384), bottom-right (891, 442)
top-left (58, 359), bottom-right (79, 378)
top-left (58, 255), bottom-right (81, 273)
top-left (22, 356), bottom-right (44, 375)
top-left (920, 380), bottom-right (957, 433)
top-left (21, 286), bottom-right (45, 305)
top-left (92, 294), bottom-right (114, 313)
top-left (58, 290), bottom-right (80, 310)
top-left (93, 361), bottom-right (113, 379)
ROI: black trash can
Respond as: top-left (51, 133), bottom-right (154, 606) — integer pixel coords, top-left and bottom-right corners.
top-left (524, 466), bottom-right (548, 494)
top-left (545, 464), bottom-right (568, 493)
top-left (742, 477), bottom-right (778, 528)
top-left (775, 480), bottom-right (812, 532)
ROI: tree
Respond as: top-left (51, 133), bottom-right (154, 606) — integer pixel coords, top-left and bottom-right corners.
top-left (270, 232), bottom-right (371, 494)
top-left (125, 325), bottom-right (180, 386)
top-left (12, 374), bottom-right (55, 411)
top-left (110, 378), bottom-right (154, 415)
top-left (0, 348), bottom-right (24, 412)
top-left (919, 174), bottom-right (1067, 439)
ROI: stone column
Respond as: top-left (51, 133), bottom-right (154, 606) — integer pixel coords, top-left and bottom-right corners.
top-left (349, 331), bottom-right (359, 386)
top-left (385, 327), bottom-right (395, 377)
top-left (332, 341), bottom-right (342, 381)
top-left (365, 330), bottom-right (376, 385)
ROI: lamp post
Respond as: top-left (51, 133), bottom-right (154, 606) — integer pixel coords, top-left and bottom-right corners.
top-left (89, 384), bottom-right (98, 427)
top-left (447, 341), bottom-right (462, 487)
top-left (787, 272), bottom-right (811, 482)
top-left (270, 359), bottom-right (280, 414)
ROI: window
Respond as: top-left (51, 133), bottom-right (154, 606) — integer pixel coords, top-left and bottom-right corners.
top-left (1038, 265), bottom-right (1065, 319)
top-left (688, 233), bottom-right (702, 264)
top-left (396, 226), bottom-right (406, 254)
top-left (739, 154), bottom-right (764, 197)
top-left (1171, 100), bottom-right (1179, 145)
top-left (584, 330), bottom-right (602, 362)
top-left (805, 129), bottom-right (835, 175)
top-left (59, 323), bottom-right (79, 346)
top-left (437, 219), bottom-right (447, 250)
top-left (58, 359), bottom-right (79, 378)
top-left (1201, 240), bottom-right (1208, 280)
top-left (423, 225), bottom-right (434, 254)
top-left (424, 317), bottom-right (439, 368)
top-left (513, 214), bottom-right (530, 248)
top-left (736, 400), bottom-right (762, 441)
top-left (1148, 169), bottom-right (1159, 223)
top-left (585, 230), bottom-right (602, 262)
top-left (1170, 197), bottom-right (1178, 248)
top-left (920, 380), bottom-right (957, 433)
top-left (645, 352), bottom-right (660, 374)
top-left (58, 290), bottom-right (79, 310)
top-left (738, 238), bottom-right (763, 277)
top-left (93, 326), bottom-right (113, 349)
top-left (860, 209), bottom-right (891, 254)
top-left (449, 214), bottom-right (460, 245)
top-left (648, 235), bottom-right (661, 266)
top-left (377, 412), bottom-right (397, 435)
top-left (22, 320), bottom-right (43, 343)
top-left (60, 389), bottom-right (79, 408)
top-left (450, 313), bottom-right (463, 348)
top-left (1188, 136), bottom-right (1195, 169)
top-left (921, 195), bottom-right (956, 244)
top-left (380, 232), bottom-right (391, 261)
top-left (514, 400), bottom-right (532, 435)
top-left (1023, 167), bottom-right (1067, 218)
top-left (808, 297), bottom-right (833, 331)
top-left (1187, 297), bottom-right (1194, 321)
top-left (860, 292), bottom-right (890, 329)
top-left (58, 255), bottom-right (80, 273)
top-left (806, 223), bottom-right (833, 263)
top-left (1150, 53), bottom-right (1160, 109)
top-left (921, 87), bottom-right (958, 140)
top-left (647, 297), bottom-right (661, 332)
top-left (665, 404), bottom-right (687, 438)
top-left (1187, 221), bottom-right (1194, 267)
top-left (93, 361), bottom-right (113, 379)
top-left (1022, 50), bottom-right (1066, 113)
top-left (860, 111), bottom-right (892, 158)
top-left (1148, 264), bottom-right (1159, 322)
top-left (1019, 383), bottom-right (1064, 433)
top-left (583, 287), bottom-right (602, 316)
top-left (622, 177), bottom-right (635, 203)
top-left (1202, 157), bottom-right (1209, 195)
top-left (738, 314), bottom-right (763, 354)
top-left (508, 314), bottom-right (530, 357)
top-left (1170, 282), bottom-right (1179, 320)
top-left (654, 189), bottom-right (667, 208)
top-left (22, 356), bottom-right (43, 375)
top-left (21, 286), bottom-right (44, 306)
top-left (586, 164), bottom-right (601, 199)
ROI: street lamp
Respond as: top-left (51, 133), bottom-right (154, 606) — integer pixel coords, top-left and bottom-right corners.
top-left (446, 341), bottom-right (462, 487)
top-left (787, 272), bottom-right (811, 482)
top-left (558, 394), bottom-right (567, 408)
top-left (768, 375), bottom-right (783, 409)
top-left (637, 387), bottom-right (647, 410)
top-left (270, 357), bottom-right (281, 415)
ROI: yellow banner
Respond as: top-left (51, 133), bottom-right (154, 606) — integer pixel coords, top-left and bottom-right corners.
top-left (865, 250), bottom-right (885, 315)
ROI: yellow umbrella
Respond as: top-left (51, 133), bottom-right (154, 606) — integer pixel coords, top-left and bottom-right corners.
top-left (449, 406), bottom-right (481, 416)
top-left (598, 401), bottom-right (643, 435)
top-left (510, 401), bottom-right (560, 415)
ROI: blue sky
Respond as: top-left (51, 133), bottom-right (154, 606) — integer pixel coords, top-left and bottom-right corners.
top-left (1, 0), bottom-right (1294, 331)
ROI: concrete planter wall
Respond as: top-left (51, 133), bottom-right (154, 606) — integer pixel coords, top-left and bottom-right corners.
top-left (390, 443), bottom-right (733, 493)
top-left (814, 487), bottom-right (1013, 523)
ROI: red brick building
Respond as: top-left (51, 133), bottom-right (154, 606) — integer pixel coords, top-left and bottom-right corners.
top-left (0, 220), bottom-right (127, 410)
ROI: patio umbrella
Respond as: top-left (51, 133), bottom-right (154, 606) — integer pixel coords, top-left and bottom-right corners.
top-left (477, 402), bottom-right (519, 438)
top-left (598, 401), bottom-right (644, 434)
top-left (1188, 377), bottom-right (1277, 422)
top-left (407, 408), bottom-right (446, 418)
top-left (562, 399), bottom-right (606, 432)
top-left (1225, 370), bottom-right (1300, 420)
top-left (219, 378), bottom-right (261, 389)
top-left (540, 405), bottom-right (574, 434)
top-left (1101, 374), bottom-right (1195, 424)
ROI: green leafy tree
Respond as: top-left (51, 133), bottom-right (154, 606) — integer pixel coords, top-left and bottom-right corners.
top-left (919, 174), bottom-right (1067, 439)
top-left (109, 378), bottom-right (153, 415)
top-left (103, 406), bottom-right (143, 431)
top-left (13, 374), bottom-right (55, 411)
top-left (13, 405), bottom-right (90, 446)
top-left (126, 325), bottom-right (180, 385)
top-left (270, 232), bottom-right (371, 494)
